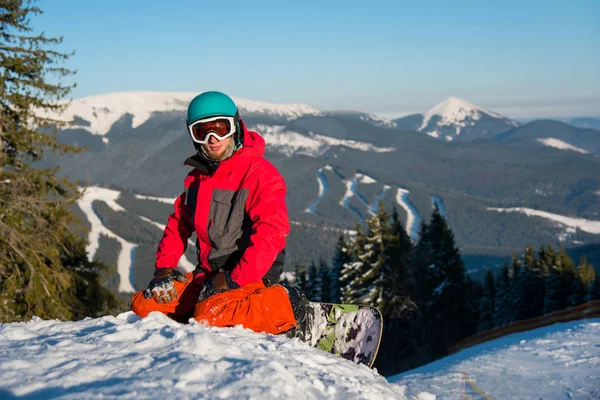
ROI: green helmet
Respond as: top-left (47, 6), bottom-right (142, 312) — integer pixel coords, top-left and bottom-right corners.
top-left (187, 91), bottom-right (239, 124)
top-left (186, 91), bottom-right (241, 153)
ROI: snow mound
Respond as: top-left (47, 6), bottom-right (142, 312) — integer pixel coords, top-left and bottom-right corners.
top-left (0, 313), bottom-right (416, 399)
top-left (390, 318), bottom-right (600, 400)
top-left (41, 91), bottom-right (322, 135)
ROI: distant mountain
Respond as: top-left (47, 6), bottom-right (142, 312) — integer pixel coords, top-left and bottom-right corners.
top-left (493, 120), bottom-right (600, 155)
top-left (38, 91), bottom-right (600, 282)
top-left (393, 97), bottom-right (518, 141)
top-left (567, 117), bottom-right (600, 131)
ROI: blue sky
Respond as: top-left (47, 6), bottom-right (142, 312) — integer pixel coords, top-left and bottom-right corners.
top-left (35, 0), bottom-right (599, 118)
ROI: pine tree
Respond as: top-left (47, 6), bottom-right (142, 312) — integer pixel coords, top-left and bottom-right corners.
top-left (417, 207), bottom-right (472, 358)
top-left (478, 269), bottom-right (496, 332)
top-left (493, 262), bottom-right (512, 327)
top-left (516, 246), bottom-right (545, 320)
top-left (569, 257), bottom-right (595, 305)
top-left (0, 1), bottom-right (119, 321)
top-left (304, 261), bottom-right (319, 301)
top-left (294, 263), bottom-right (308, 294)
top-left (330, 234), bottom-right (350, 303)
top-left (316, 259), bottom-right (332, 303)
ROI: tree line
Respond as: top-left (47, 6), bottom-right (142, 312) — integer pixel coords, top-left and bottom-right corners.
top-left (285, 202), bottom-right (600, 376)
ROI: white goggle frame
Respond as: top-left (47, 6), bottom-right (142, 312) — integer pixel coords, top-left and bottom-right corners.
top-left (187, 115), bottom-right (236, 144)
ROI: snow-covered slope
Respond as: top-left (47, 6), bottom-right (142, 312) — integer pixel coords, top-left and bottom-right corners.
top-left (0, 312), bottom-right (418, 399)
top-left (418, 97), bottom-right (518, 141)
top-left (42, 91), bottom-right (323, 135)
top-left (390, 318), bottom-right (600, 399)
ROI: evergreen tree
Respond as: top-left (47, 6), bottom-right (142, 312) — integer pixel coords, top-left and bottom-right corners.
top-left (493, 262), bottom-right (513, 327)
top-left (330, 234), bottom-right (350, 303)
top-left (478, 269), bottom-right (496, 332)
top-left (569, 257), bottom-right (595, 305)
top-left (304, 261), bottom-right (319, 301)
top-left (417, 207), bottom-right (472, 358)
top-left (590, 275), bottom-right (600, 300)
top-left (515, 246), bottom-right (545, 320)
top-left (317, 259), bottom-right (332, 303)
top-left (294, 263), bottom-right (308, 294)
top-left (0, 1), bottom-right (119, 321)
top-left (340, 224), bottom-right (366, 304)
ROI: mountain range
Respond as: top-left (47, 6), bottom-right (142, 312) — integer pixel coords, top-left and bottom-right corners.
top-left (41, 92), bottom-right (600, 292)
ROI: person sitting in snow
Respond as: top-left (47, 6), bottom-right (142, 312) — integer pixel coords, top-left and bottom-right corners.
top-left (130, 91), bottom-right (308, 336)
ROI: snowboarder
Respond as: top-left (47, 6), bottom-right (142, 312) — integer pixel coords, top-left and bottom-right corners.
top-left (130, 91), bottom-right (307, 335)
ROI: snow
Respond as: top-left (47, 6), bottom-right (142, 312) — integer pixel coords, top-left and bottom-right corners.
top-left (536, 137), bottom-right (590, 154)
top-left (370, 185), bottom-right (391, 214)
top-left (488, 207), bottom-right (600, 235)
top-left (395, 188), bottom-right (421, 241)
top-left (41, 91), bottom-right (322, 135)
top-left (419, 97), bottom-right (517, 135)
top-left (339, 173), bottom-right (378, 221)
top-left (431, 197), bottom-right (448, 220)
top-left (358, 174), bottom-right (377, 184)
top-left (77, 186), bottom-right (196, 290)
top-left (254, 124), bottom-right (395, 157)
top-left (77, 187), bottom-right (136, 293)
top-left (359, 114), bottom-right (398, 129)
top-left (134, 193), bottom-right (178, 204)
top-left (0, 312), bottom-right (414, 399)
top-left (306, 168), bottom-right (328, 213)
top-left (389, 318), bottom-right (600, 399)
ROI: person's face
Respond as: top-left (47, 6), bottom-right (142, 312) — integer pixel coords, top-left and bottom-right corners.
top-left (201, 134), bottom-right (232, 160)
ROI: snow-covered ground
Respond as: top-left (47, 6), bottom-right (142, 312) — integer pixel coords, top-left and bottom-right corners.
top-left (306, 168), bottom-right (328, 213)
top-left (0, 313), bottom-right (416, 400)
top-left (1, 314), bottom-right (597, 399)
top-left (488, 207), bottom-right (600, 235)
top-left (430, 197), bottom-right (448, 220)
top-left (390, 318), bottom-right (600, 400)
top-left (536, 137), bottom-right (590, 154)
top-left (254, 124), bottom-right (395, 157)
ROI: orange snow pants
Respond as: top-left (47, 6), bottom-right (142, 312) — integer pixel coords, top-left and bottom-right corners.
top-left (130, 272), bottom-right (296, 334)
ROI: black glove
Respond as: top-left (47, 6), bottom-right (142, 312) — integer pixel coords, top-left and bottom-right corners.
top-left (143, 268), bottom-right (190, 303)
top-left (198, 271), bottom-right (239, 303)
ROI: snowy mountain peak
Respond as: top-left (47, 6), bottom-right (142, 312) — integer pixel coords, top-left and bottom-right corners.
top-left (417, 97), bottom-right (518, 140)
top-left (42, 91), bottom-right (323, 135)
top-left (420, 97), bottom-right (504, 131)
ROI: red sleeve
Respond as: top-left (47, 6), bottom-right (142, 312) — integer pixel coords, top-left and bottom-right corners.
top-left (155, 185), bottom-right (195, 269)
top-left (229, 162), bottom-right (290, 286)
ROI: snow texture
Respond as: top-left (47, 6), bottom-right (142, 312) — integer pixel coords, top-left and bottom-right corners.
top-left (77, 187), bottom-right (136, 293)
top-left (536, 137), bottom-right (590, 154)
top-left (488, 207), bottom-right (600, 235)
top-left (395, 188), bottom-right (421, 241)
top-left (306, 168), bottom-right (328, 213)
top-left (390, 318), bottom-right (600, 400)
top-left (419, 97), bottom-right (517, 135)
top-left (0, 312), bottom-right (415, 399)
top-left (41, 91), bottom-right (322, 135)
top-left (134, 193), bottom-right (178, 204)
top-left (359, 114), bottom-right (398, 129)
top-left (254, 124), bottom-right (395, 157)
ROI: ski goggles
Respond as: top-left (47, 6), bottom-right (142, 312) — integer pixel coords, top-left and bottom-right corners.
top-left (187, 116), bottom-right (236, 144)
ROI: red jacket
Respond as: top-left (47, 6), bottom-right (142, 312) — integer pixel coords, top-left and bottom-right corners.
top-left (155, 120), bottom-right (290, 287)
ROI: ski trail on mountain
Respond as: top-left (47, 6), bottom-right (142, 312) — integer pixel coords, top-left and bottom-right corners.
top-left (78, 187), bottom-right (136, 293)
top-left (306, 167), bottom-right (329, 213)
top-left (395, 188), bottom-right (421, 241)
top-left (431, 196), bottom-right (448, 220)
top-left (370, 185), bottom-right (391, 213)
top-left (340, 174), bottom-right (367, 222)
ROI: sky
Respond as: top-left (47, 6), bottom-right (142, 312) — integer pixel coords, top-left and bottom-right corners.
top-left (34, 0), bottom-right (600, 119)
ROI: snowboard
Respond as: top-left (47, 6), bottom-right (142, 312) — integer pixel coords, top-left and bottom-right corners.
top-left (302, 302), bottom-right (383, 368)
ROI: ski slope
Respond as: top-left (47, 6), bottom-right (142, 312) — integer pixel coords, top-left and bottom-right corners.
top-left (0, 313), bottom-right (418, 400)
top-left (389, 318), bottom-right (600, 399)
